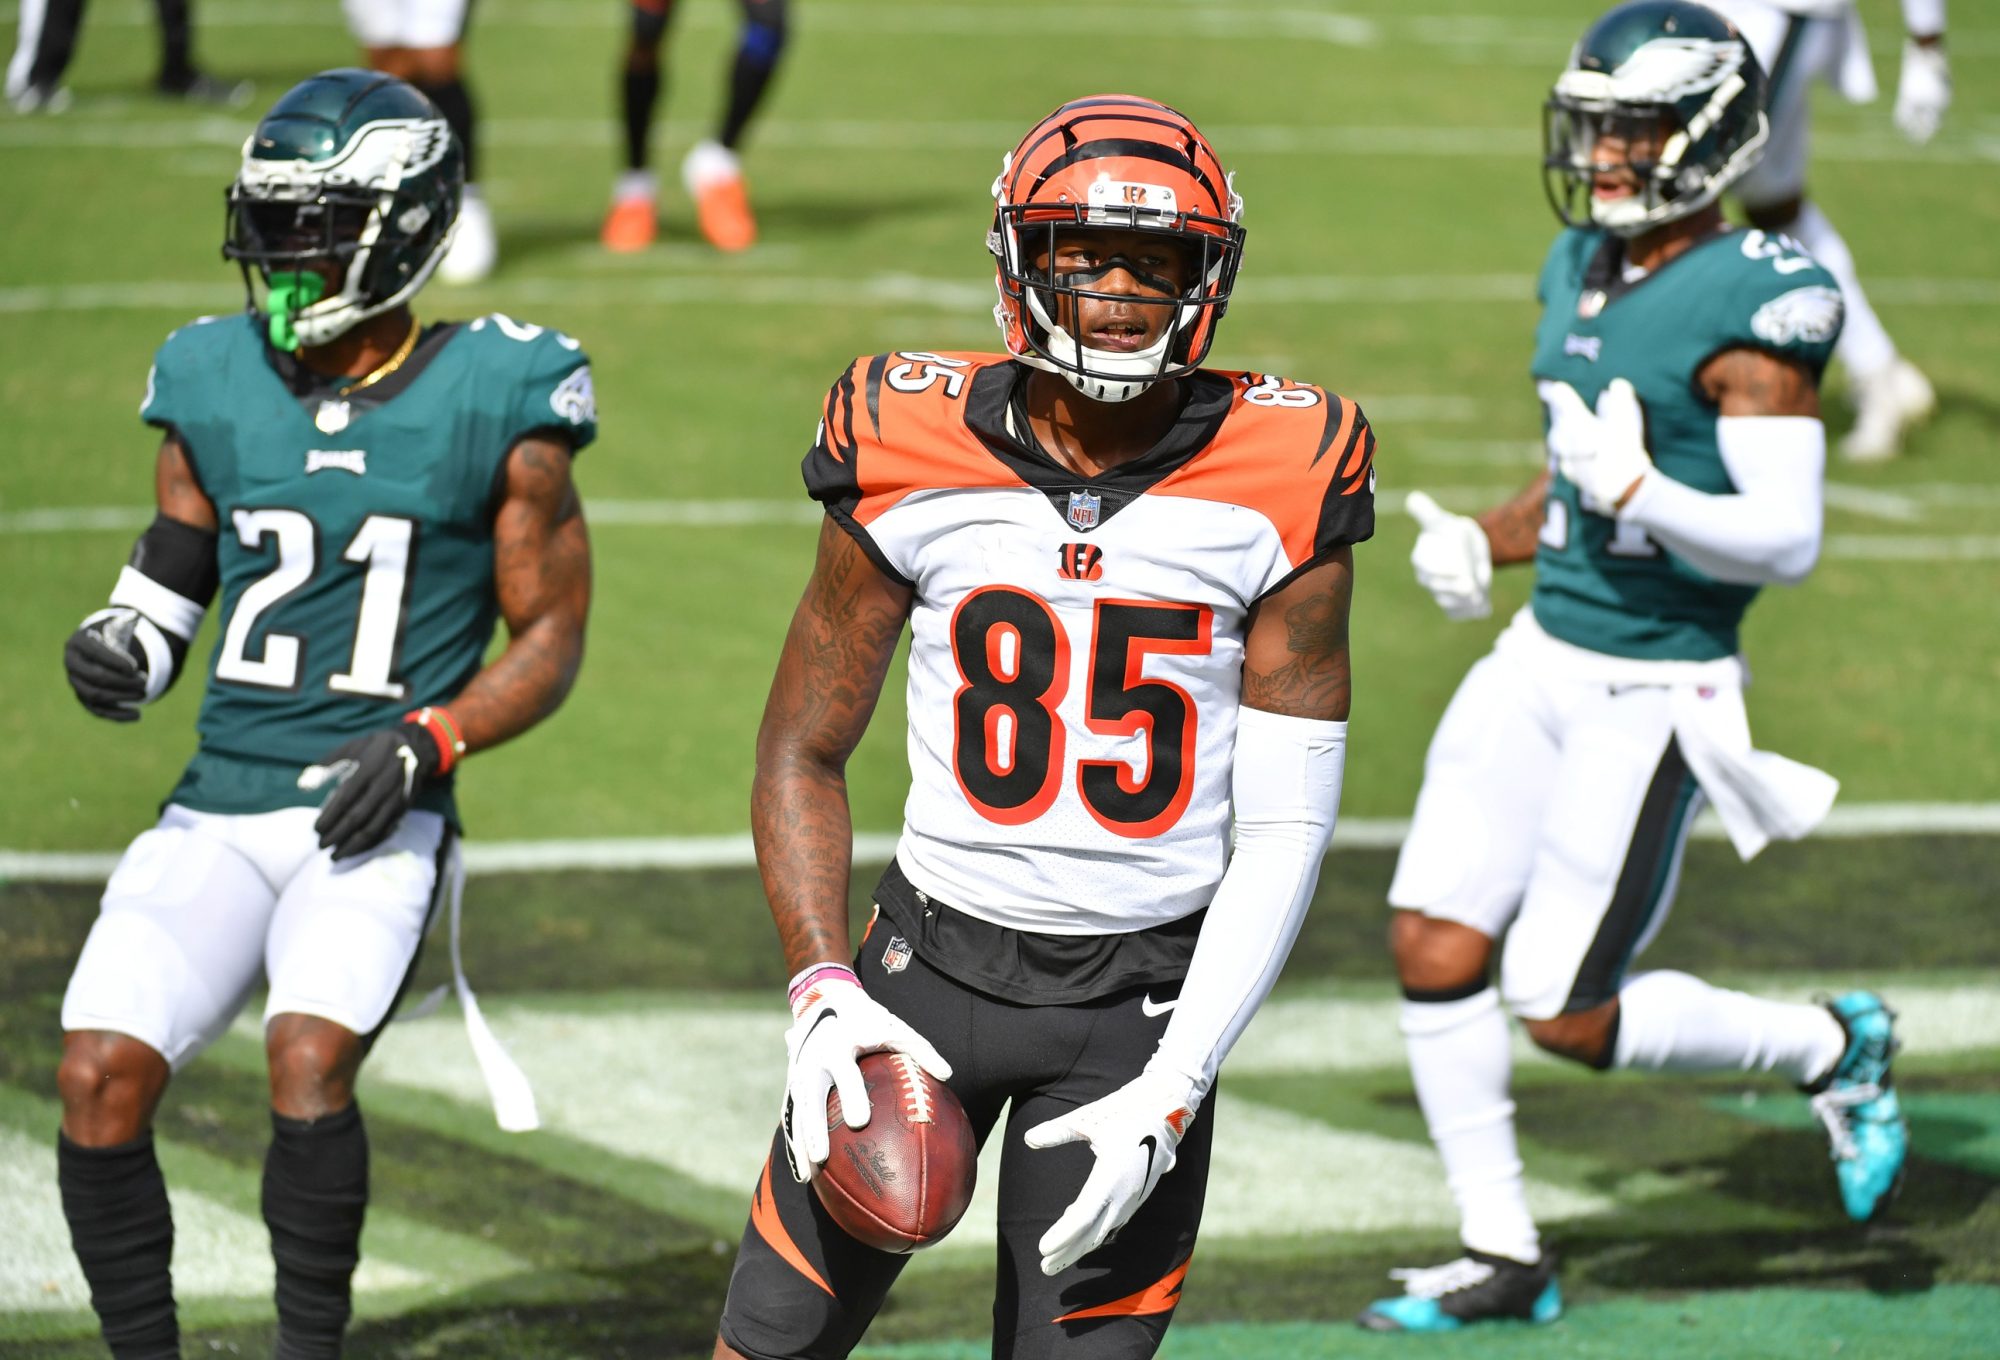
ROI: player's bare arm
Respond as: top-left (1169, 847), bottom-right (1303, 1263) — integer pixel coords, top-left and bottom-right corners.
top-left (753, 519), bottom-right (913, 975)
top-left (1699, 347), bottom-right (1821, 418)
top-left (155, 434), bottom-right (218, 530)
top-left (1478, 471), bottom-right (1553, 565)
top-left (444, 433), bottom-right (592, 753)
top-left (1241, 548), bottom-right (1354, 721)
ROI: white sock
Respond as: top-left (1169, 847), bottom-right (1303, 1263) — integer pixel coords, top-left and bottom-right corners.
top-left (683, 139), bottom-right (742, 193)
top-left (1402, 988), bottom-right (1540, 1264)
top-left (1784, 201), bottom-right (1897, 380)
top-left (1613, 970), bottom-right (1846, 1085)
top-left (613, 169), bottom-right (658, 203)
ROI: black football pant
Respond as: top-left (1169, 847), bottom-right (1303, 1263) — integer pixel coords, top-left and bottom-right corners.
top-left (716, 927), bottom-right (1213, 1360)
top-left (7, 0), bottom-right (198, 95)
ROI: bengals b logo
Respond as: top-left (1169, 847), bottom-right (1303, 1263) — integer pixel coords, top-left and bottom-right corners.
top-left (1058, 543), bottom-right (1104, 581)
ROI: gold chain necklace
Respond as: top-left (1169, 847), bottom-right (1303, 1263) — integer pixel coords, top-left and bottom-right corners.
top-left (341, 320), bottom-right (420, 393)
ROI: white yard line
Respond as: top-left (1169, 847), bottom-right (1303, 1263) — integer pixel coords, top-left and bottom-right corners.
top-left (352, 976), bottom-right (1997, 1246)
top-left (1820, 485), bottom-right (1924, 523)
top-left (5, 271), bottom-right (1995, 316)
top-left (5, 113), bottom-right (1999, 165)
top-left (7, 804), bottom-right (1998, 884)
top-left (9, 482), bottom-right (1986, 537)
top-left (0, 1126), bottom-right (441, 1311)
top-left (1823, 534), bottom-right (2000, 561)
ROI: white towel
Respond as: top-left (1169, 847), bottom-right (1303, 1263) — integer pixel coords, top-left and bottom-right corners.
top-left (1668, 685), bottom-right (1840, 860)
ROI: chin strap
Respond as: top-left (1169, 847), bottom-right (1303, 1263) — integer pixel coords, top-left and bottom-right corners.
top-left (264, 270), bottom-right (328, 351)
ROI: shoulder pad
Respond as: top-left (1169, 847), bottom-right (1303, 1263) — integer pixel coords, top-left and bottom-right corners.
top-left (807, 353), bottom-right (1020, 525)
top-left (1158, 372), bottom-right (1376, 570)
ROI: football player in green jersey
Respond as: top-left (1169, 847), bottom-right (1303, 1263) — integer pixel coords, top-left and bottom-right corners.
top-left (1360, 2), bottom-right (1906, 1333)
top-left (55, 69), bottom-right (594, 1359)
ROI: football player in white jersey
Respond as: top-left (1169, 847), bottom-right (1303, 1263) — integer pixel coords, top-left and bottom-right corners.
top-left (711, 95), bottom-right (1372, 1359)
top-left (1360, 2), bottom-right (1907, 1334)
top-left (1704, 0), bottom-right (1951, 459)
top-left (343, 0), bottom-right (496, 283)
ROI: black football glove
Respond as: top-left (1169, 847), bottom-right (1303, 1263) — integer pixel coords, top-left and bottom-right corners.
top-left (64, 609), bottom-right (149, 722)
top-left (308, 723), bottom-right (445, 861)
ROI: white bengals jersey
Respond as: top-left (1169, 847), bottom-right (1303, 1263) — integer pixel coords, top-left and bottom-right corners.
top-left (806, 352), bottom-right (1375, 935)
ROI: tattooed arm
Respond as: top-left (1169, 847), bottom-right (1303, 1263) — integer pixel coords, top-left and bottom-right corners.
top-left (753, 519), bottom-right (915, 975)
top-left (449, 434), bottom-right (593, 752)
top-left (1241, 547), bottom-right (1354, 720)
top-left (1613, 348), bottom-right (1825, 584)
top-left (1697, 347), bottom-right (1821, 418)
top-left (1476, 470), bottom-right (1552, 567)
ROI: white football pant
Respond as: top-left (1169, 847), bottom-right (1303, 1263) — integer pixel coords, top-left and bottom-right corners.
top-left (1387, 649), bottom-right (1706, 1022)
top-left (62, 804), bottom-right (451, 1068)
top-left (342, 0), bottom-right (472, 50)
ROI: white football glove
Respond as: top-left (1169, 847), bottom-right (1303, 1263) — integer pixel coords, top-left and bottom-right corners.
top-left (1894, 40), bottom-right (1950, 145)
top-left (781, 967), bottom-right (952, 1183)
top-left (1023, 1065), bottom-right (1200, 1276)
top-left (1539, 378), bottom-right (1654, 517)
top-left (1405, 491), bottom-right (1493, 620)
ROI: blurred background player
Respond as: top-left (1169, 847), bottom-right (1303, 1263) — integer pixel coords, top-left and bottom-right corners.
top-left (344, 0), bottom-right (497, 282)
top-left (711, 96), bottom-right (1364, 1358)
top-left (7, 0), bottom-right (247, 113)
top-left (1364, 1), bottom-right (1906, 1333)
top-left (53, 69), bottom-right (592, 1358)
top-left (602, 0), bottom-right (788, 253)
top-left (1707, 0), bottom-right (1952, 460)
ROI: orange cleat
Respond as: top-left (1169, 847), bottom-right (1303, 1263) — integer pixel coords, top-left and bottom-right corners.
top-left (693, 172), bottom-right (757, 253)
top-left (601, 194), bottom-right (658, 253)
top-left (684, 140), bottom-right (757, 252)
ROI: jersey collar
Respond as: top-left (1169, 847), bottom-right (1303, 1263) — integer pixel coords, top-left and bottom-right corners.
top-left (960, 360), bottom-right (1234, 531)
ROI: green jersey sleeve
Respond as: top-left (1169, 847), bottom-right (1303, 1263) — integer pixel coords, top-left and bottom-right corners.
top-left (140, 314), bottom-right (235, 433)
top-left (507, 328), bottom-right (598, 455)
top-left (1705, 231), bottom-right (1844, 378)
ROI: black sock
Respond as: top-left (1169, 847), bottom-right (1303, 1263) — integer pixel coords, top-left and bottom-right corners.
top-left (151, 0), bottom-right (194, 88)
top-left (57, 1130), bottom-right (179, 1360)
top-left (718, 5), bottom-right (786, 150)
top-left (415, 78), bottom-right (478, 184)
top-left (264, 1103), bottom-right (369, 1360)
top-left (621, 68), bottom-right (662, 173)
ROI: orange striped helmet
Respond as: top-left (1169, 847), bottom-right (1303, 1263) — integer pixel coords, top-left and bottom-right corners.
top-left (988, 95), bottom-right (1245, 403)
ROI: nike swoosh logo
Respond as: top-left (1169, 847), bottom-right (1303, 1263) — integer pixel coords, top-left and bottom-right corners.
top-left (1140, 995), bottom-right (1177, 1017)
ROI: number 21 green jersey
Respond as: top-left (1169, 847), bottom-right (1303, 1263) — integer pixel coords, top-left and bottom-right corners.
top-left (140, 311), bottom-right (596, 820)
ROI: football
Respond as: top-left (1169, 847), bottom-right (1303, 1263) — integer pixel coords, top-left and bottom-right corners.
top-left (812, 1051), bottom-right (978, 1253)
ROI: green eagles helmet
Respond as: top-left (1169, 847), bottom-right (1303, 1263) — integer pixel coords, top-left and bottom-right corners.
top-left (1544, 1), bottom-right (1767, 237)
top-left (224, 68), bottom-right (464, 350)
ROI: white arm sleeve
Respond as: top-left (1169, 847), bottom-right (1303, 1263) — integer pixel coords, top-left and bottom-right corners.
top-left (1617, 416), bottom-right (1825, 587)
top-left (1147, 706), bottom-right (1347, 1100)
top-left (1901, 0), bottom-right (1945, 37)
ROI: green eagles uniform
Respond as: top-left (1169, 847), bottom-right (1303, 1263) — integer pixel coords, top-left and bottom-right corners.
top-left (1529, 225), bottom-right (1842, 661)
top-left (140, 310), bottom-right (596, 820)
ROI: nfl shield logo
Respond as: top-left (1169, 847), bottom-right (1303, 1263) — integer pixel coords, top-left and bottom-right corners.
top-left (1066, 490), bottom-right (1102, 531)
top-left (881, 935), bottom-right (914, 974)
top-left (314, 400), bottom-right (352, 435)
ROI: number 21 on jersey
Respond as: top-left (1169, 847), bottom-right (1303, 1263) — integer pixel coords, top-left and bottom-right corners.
top-left (950, 587), bottom-right (1211, 839)
top-left (216, 508), bottom-right (415, 698)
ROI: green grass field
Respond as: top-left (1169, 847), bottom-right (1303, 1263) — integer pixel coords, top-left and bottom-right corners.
top-left (3, 0), bottom-right (1998, 1355)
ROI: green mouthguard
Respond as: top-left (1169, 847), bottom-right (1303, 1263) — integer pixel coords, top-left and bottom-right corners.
top-left (265, 270), bottom-right (327, 351)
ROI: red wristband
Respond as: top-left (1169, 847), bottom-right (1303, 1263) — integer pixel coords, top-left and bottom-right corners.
top-left (403, 705), bottom-right (465, 776)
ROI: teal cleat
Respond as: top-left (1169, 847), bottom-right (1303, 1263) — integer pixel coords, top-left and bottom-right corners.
top-left (1356, 1249), bottom-right (1562, 1332)
top-left (1810, 991), bottom-right (1909, 1223)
